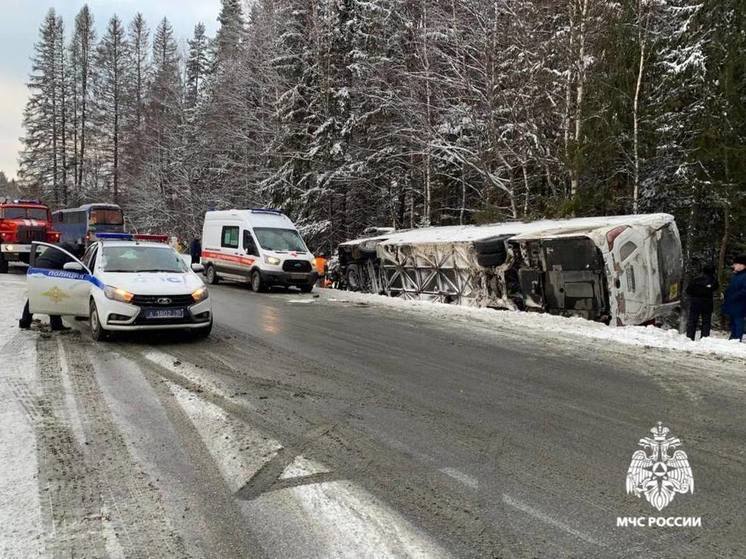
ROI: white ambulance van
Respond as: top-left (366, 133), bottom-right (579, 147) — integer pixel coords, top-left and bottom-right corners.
top-left (201, 209), bottom-right (317, 292)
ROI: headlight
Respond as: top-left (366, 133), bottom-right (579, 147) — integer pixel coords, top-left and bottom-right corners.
top-left (264, 255), bottom-right (281, 266)
top-left (192, 286), bottom-right (209, 303)
top-left (104, 285), bottom-right (134, 303)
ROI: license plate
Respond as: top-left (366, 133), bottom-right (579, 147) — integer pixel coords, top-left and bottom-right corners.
top-left (290, 273), bottom-right (307, 280)
top-left (144, 308), bottom-right (185, 320)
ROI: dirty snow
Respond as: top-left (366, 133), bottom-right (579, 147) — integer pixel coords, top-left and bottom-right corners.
top-left (322, 289), bottom-right (746, 362)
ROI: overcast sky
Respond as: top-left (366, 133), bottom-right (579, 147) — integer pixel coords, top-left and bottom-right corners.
top-left (0, 0), bottom-right (221, 180)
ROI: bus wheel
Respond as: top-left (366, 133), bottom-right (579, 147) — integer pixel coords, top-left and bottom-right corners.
top-left (205, 264), bottom-right (219, 285)
top-left (0, 255), bottom-right (7, 274)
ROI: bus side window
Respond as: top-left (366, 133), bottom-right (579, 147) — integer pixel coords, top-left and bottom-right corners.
top-left (626, 266), bottom-right (636, 292)
top-left (620, 241), bottom-right (637, 262)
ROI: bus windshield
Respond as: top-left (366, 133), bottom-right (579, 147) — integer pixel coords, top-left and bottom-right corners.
top-left (90, 208), bottom-right (124, 225)
top-left (253, 228), bottom-right (307, 253)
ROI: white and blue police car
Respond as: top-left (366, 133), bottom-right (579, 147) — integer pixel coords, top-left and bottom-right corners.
top-left (27, 233), bottom-right (212, 341)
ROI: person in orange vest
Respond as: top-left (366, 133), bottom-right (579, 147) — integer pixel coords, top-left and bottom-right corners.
top-left (314, 253), bottom-right (328, 287)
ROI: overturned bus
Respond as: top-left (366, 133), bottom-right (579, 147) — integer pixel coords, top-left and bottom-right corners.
top-left (336, 214), bottom-right (682, 326)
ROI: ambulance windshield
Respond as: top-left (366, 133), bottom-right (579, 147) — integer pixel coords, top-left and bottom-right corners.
top-left (253, 228), bottom-right (307, 253)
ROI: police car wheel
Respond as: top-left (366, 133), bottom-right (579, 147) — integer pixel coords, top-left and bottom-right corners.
top-left (89, 300), bottom-right (109, 341)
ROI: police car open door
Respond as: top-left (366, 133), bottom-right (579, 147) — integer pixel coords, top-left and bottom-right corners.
top-left (27, 242), bottom-right (91, 318)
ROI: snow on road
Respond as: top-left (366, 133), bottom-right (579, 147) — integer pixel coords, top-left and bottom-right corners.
top-left (320, 288), bottom-right (746, 362)
top-left (0, 275), bottom-right (45, 557)
top-left (167, 361), bottom-right (449, 558)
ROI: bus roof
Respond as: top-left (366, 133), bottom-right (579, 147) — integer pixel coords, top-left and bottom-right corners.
top-left (53, 203), bottom-right (122, 213)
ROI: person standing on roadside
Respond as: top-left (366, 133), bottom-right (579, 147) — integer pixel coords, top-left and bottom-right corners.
top-left (722, 255), bottom-right (746, 342)
top-left (685, 264), bottom-right (718, 340)
top-left (314, 252), bottom-right (328, 287)
top-left (190, 237), bottom-right (202, 265)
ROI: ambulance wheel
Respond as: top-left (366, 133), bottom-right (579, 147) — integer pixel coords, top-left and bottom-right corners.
top-left (0, 256), bottom-right (7, 274)
top-left (89, 300), bottom-right (110, 342)
top-left (205, 264), bottom-right (219, 285)
top-left (251, 270), bottom-right (267, 293)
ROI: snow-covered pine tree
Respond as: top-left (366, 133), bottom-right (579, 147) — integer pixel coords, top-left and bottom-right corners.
top-left (69, 6), bottom-right (96, 198)
top-left (131, 17), bottom-right (184, 230)
top-left (18, 9), bottom-right (65, 204)
top-left (261, 0), bottom-right (318, 218)
top-left (93, 16), bottom-right (129, 203)
top-left (185, 23), bottom-right (210, 115)
top-left (120, 13), bottom-right (151, 198)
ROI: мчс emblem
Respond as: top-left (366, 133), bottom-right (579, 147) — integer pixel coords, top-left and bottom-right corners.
top-left (626, 422), bottom-right (694, 511)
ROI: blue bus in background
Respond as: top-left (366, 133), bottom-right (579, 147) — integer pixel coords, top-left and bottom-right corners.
top-left (52, 203), bottom-right (125, 247)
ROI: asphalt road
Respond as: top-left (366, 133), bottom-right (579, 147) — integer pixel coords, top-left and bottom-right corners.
top-left (5, 269), bottom-right (746, 558)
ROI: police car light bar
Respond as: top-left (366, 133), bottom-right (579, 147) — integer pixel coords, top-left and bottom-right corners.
top-left (95, 232), bottom-right (133, 240)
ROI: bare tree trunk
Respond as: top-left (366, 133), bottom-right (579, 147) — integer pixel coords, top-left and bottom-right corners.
top-left (59, 25), bottom-right (68, 206)
top-left (569, 0), bottom-right (589, 206)
top-left (51, 63), bottom-right (59, 206)
top-left (78, 17), bottom-right (90, 191)
top-left (680, 195), bottom-right (698, 332)
top-left (421, 0), bottom-right (432, 226)
top-left (632, 4), bottom-right (649, 214)
top-left (562, 1), bottom-right (575, 181)
top-left (522, 164), bottom-right (530, 217)
top-left (718, 204), bottom-right (730, 329)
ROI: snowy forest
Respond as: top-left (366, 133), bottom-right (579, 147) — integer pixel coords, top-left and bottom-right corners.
top-left (16, 0), bottom-right (746, 273)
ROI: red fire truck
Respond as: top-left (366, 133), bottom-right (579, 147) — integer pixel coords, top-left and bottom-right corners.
top-left (0, 199), bottom-right (60, 273)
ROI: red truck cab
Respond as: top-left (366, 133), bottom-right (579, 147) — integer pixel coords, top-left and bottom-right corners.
top-left (0, 199), bottom-right (60, 273)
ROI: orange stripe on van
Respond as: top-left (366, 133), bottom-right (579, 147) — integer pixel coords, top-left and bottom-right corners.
top-left (201, 250), bottom-right (256, 267)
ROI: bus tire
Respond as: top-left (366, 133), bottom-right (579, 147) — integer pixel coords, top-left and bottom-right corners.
top-left (205, 264), bottom-right (219, 285)
top-left (0, 255), bottom-right (7, 274)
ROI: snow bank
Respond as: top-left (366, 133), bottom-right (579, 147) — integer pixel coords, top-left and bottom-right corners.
top-left (322, 288), bottom-right (746, 362)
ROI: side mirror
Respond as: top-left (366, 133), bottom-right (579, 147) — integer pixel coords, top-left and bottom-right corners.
top-left (63, 262), bottom-right (84, 272)
top-left (191, 263), bottom-right (205, 273)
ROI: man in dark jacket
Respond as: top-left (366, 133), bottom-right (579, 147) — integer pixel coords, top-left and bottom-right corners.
top-left (19, 242), bottom-right (82, 331)
top-left (722, 254), bottom-right (746, 341)
top-left (685, 264), bottom-right (719, 340)
top-left (190, 237), bottom-right (202, 266)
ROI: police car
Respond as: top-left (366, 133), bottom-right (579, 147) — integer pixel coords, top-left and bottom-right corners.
top-left (27, 233), bottom-right (212, 341)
